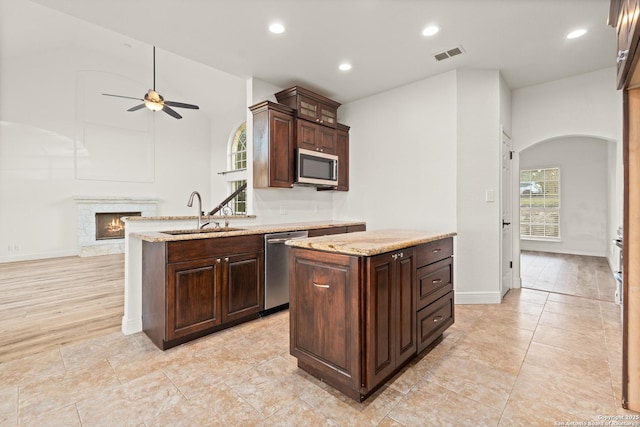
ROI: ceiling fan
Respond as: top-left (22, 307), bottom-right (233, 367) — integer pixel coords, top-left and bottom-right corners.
top-left (102, 46), bottom-right (199, 119)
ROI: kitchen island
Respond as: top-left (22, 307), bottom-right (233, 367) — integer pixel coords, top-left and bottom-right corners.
top-left (287, 229), bottom-right (456, 401)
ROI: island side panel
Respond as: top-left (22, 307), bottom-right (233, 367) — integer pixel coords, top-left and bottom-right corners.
top-left (142, 240), bottom-right (167, 349)
top-left (289, 247), bottom-right (362, 399)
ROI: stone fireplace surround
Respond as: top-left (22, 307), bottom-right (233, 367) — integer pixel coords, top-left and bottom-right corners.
top-left (73, 196), bottom-right (159, 257)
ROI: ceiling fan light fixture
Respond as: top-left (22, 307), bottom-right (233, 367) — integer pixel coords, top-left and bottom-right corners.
top-left (144, 90), bottom-right (164, 111)
top-left (144, 100), bottom-right (163, 111)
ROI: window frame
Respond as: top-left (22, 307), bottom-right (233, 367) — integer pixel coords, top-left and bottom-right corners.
top-left (229, 122), bottom-right (247, 172)
top-left (224, 122), bottom-right (248, 215)
top-left (519, 167), bottom-right (561, 241)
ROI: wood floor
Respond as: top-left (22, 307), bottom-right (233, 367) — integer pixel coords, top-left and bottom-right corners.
top-left (0, 254), bottom-right (124, 363)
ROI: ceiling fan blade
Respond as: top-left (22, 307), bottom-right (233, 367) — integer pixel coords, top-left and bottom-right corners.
top-left (164, 100), bottom-right (200, 110)
top-left (103, 93), bottom-right (144, 101)
top-left (127, 104), bottom-right (146, 112)
top-left (162, 105), bottom-right (182, 119)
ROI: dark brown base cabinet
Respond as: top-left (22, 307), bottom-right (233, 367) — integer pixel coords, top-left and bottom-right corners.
top-left (142, 235), bottom-right (264, 350)
top-left (289, 237), bottom-right (454, 401)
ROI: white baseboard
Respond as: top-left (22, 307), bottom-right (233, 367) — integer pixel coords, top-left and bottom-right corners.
top-left (514, 276), bottom-right (522, 288)
top-left (454, 291), bottom-right (502, 305)
top-left (121, 316), bottom-right (142, 335)
top-left (520, 246), bottom-right (606, 257)
top-left (0, 249), bottom-right (78, 263)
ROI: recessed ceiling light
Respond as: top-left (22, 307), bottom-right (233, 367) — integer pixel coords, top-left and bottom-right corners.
top-left (422, 25), bottom-right (440, 37)
top-left (567, 28), bottom-right (587, 39)
top-left (269, 23), bottom-right (285, 34)
top-left (339, 63), bottom-right (352, 71)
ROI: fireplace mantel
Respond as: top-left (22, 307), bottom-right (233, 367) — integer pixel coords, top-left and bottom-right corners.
top-left (73, 196), bottom-right (159, 257)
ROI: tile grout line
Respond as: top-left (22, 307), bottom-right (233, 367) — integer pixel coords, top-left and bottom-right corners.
top-left (598, 300), bottom-right (621, 410)
top-left (496, 289), bottom-right (549, 426)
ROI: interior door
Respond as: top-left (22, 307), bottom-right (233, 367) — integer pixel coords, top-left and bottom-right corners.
top-left (501, 129), bottom-right (513, 297)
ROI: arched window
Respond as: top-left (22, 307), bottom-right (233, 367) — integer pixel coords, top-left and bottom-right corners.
top-left (230, 122), bottom-right (247, 170)
top-left (226, 122), bottom-right (248, 214)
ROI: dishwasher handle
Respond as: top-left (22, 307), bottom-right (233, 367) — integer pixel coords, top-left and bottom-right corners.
top-left (266, 237), bottom-right (292, 244)
top-left (266, 236), bottom-right (308, 244)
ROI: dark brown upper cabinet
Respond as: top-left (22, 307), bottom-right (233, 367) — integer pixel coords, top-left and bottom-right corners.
top-left (250, 101), bottom-right (295, 189)
top-left (275, 86), bottom-right (341, 129)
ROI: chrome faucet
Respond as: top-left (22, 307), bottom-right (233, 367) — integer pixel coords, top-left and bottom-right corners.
top-left (187, 191), bottom-right (210, 229)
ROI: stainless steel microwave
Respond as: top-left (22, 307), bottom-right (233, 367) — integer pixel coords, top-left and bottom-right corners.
top-left (296, 148), bottom-right (339, 186)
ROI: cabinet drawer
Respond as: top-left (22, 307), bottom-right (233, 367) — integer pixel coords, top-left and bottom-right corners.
top-left (415, 238), bottom-right (453, 268)
top-left (167, 234), bottom-right (263, 263)
top-left (417, 291), bottom-right (454, 354)
top-left (417, 257), bottom-right (453, 311)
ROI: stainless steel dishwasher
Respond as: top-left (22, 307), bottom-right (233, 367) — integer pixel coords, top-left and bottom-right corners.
top-left (264, 230), bottom-right (309, 312)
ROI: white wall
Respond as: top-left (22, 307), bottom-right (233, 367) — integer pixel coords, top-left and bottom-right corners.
top-left (512, 68), bottom-right (622, 150)
top-left (520, 136), bottom-right (609, 256)
top-left (512, 67), bottom-right (623, 270)
top-left (455, 69), bottom-right (502, 303)
top-left (335, 71), bottom-right (458, 231)
top-left (337, 69), bottom-right (507, 304)
top-left (0, 3), bottom-right (246, 262)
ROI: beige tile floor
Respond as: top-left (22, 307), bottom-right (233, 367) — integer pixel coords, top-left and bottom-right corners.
top-left (0, 286), bottom-right (637, 426)
top-left (1, 251), bottom-right (638, 426)
top-left (521, 250), bottom-right (617, 301)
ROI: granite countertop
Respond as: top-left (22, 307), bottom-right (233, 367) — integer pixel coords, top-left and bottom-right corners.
top-left (122, 214), bottom-right (256, 222)
top-left (286, 229), bottom-right (457, 256)
top-left (131, 220), bottom-right (366, 242)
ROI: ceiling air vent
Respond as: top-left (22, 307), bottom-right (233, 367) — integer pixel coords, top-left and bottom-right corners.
top-left (433, 45), bottom-right (465, 62)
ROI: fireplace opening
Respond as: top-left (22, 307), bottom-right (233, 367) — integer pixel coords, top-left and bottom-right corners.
top-left (95, 212), bottom-right (141, 240)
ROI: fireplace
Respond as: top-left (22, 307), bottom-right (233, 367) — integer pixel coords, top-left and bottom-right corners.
top-left (95, 212), bottom-right (141, 240)
top-left (74, 196), bottom-right (159, 257)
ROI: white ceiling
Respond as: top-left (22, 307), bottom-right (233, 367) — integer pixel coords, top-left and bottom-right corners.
top-left (7, 0), bottom-right (616, 104)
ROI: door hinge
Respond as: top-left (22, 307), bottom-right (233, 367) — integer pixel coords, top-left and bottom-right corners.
top-left (509, 150), bottom-right (514, 160)
top-left (509, 261), bottom-right (513, 268)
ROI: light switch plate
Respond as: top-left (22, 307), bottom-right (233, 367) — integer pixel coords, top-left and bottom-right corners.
top-left (485, 190), bottom-right (495, 202)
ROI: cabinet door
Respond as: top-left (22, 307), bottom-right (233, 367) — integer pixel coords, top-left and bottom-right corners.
top-left (617, 0), bottom-right (640, 88)
top-left (297, 96), bottom-right (321, 123)
top-left (319, 126), bottom-right (337, 154)
top-left (290, 249), bottom-right (360, 392)
top-left (297, 119), bottom-right (319, 152)
top-left (336, 127), bottom-right (349, 191)
top-left (269, 110), bottom-right (295, 188)
top-left (251, 101), bottom-right (295, 189)
top-left (365, 253), bottom-right (396, 388)
top-left (395, 250), bottom-right (416, 366)
top-left (167, 258), bottom-right (222, 341)
top-left (297, 120), bottom-right (337, 154)
top-left (318, 102), bottom-right (337, 128)
top-left (222, 251), bottom-right (264, 323)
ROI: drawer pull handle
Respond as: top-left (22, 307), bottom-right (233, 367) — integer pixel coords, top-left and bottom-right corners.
top-left (216, 258), bottom-right (221, 264)
top-left (313, 282), bottom-right (330, 289)
top-left (432, 279), bottom-right (443, 284)
top-left (433, 315), bottom-right (444, 323)
top-left (432, 248), bottom-right (442, 253)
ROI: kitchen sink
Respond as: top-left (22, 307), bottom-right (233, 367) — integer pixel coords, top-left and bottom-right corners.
top-left (161, 227), bottom-right (244, 235)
